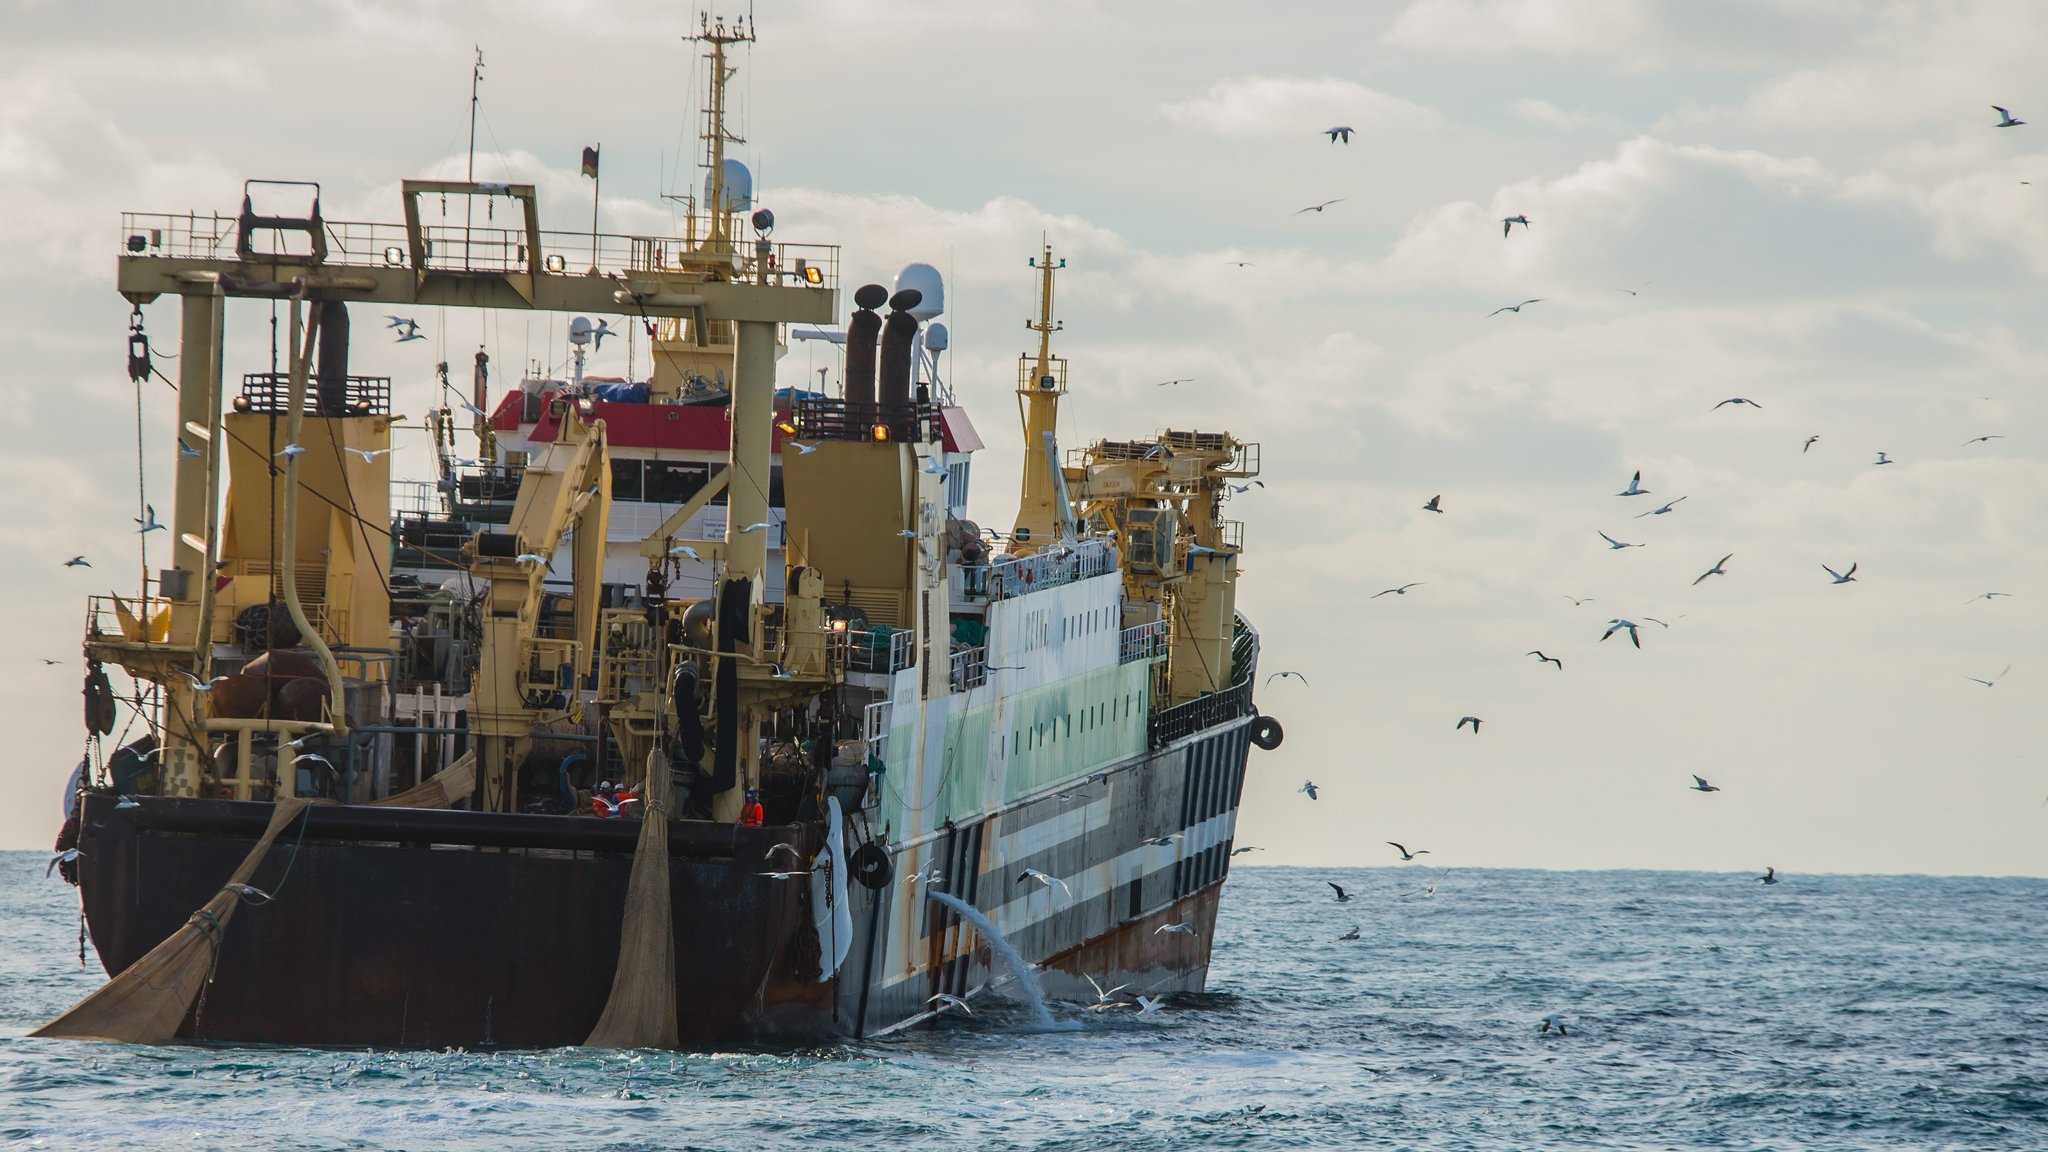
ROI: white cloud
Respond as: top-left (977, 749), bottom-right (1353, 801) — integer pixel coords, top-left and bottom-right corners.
top-left (1509, 97), bottom-right (1598, 131)
top-left (1383, 0), bottom-right (1651, 57)
top-left (1160, 75), bottom-right (1434, 137)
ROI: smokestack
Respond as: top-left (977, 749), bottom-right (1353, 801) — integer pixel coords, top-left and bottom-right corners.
top-left (315, 300), bottom-right (350, 415)
top-left (843, 283), bottom-right (886, 410)
top-left (878, 288), bottom-right (923, 420)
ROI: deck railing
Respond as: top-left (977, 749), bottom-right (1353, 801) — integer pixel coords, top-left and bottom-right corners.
top-left (1119, 619), bottom-right (1168, 664)
top-left (967, 537), bottom-right (1118, 602)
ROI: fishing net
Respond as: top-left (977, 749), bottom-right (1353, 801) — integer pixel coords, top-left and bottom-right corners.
top-left (367, 750), bottom-right (477, 808)
top-left (31, 797), bottom-right (314, 1044)
top-left (583, 747), bottom-right (678, 1049)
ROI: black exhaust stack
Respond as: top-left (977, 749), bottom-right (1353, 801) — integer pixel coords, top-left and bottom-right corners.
top-left (844, 283), bottom-right (887, 409)
top-left (878, 288), bottom-right (923, 421)
top-left (315, 300), bottom-right (350, 416)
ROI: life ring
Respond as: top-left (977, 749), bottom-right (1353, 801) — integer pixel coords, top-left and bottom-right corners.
top-left (850, 841), bottom-right (893, 890)
top-left (1250, 715), bottom-right (1283, 751)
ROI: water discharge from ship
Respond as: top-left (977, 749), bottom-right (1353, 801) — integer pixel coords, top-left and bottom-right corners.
top-left (926, 892), bottom-right (1058, 1031)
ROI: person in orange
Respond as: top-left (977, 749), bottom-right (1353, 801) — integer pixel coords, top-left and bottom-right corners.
top-left (739, 788), bottom-right (764, 827)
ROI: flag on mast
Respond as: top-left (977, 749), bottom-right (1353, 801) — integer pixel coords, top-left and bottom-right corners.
top-left (580, 146), bottom-right (600, 179)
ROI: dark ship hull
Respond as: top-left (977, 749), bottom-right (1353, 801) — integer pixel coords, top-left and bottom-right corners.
top-left (72, 712), bottom-right (1258, 1047)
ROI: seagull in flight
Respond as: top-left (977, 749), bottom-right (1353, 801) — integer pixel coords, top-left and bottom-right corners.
top-left (1294, 198), bottom-right (1345, 215)
top-left (787, 441), bottom-right (820, 455)
top-left (178, 437), bottom-right (202, 458)
top-left (1690, 774), bottom-right (1721, 793)
top-left (1602, 619), bottom-right (1642, 648)
top-left (1758, 867), bottom-right (1780, 885)
top-left (274, 443), bottom-right (305, 459)
top-left (1141, 833), bottom-right (1183, 847)
top-left (41, 658), bottom-right (61, 666)
top-left (668, 545), bottom-right (701, 561)
top-left (1713, 397), bottom-right (1763, 410)
top-left (513, 553), bottom-right (550, 567)
top-left (1823, 562), bottom-right (1858, 584)
top-left (46, 848), bottom-right (83, 878)
top-left (1873, 451), bottom-right (1893, 466)
top-left (1562, 595), bottom-right (1594, 607)
top-left (1598, 531), bottom-right (1643, 550)
top-left (1230, 846), bottom-right (1263, 856)
top-left (1962, 435), bottom-right (2005, 445)
top-left (1967, 592), bottom-right (2011, 603)
top-left (1617, 470), bottom-right (1650, 496)
top-left (65, 555), bottom-right (90, 568)
top-left (1227, 481), bottom-right (1264, 494)
top-left (1965, 664), bottom-right (2011, 688)
top-left (1299, 780), bottom-right (1319, 800)
top-left (136, 505), bottom-right (165, 534)
top-left (1421, 494), bottom-right (1443, 513)
top-left (738, 522), bottom-right (772, 534)
top-left (590, 319), bottom-right (614, 350)
top-left (1455, 715), bottom-right (1482, 734)
top-left (1325, 126), bottom-right (1354, 143)
top-left (344, 447), bottom-right (395, 463)
top-left (1693, 553), bottom-right (1734, 585)
top-left (1501, 214), bottom-right (1530, 237)
top-left (1539, 1012), bottom-right (1570, 1035)
top-left (1527, 650), bottom-right (1563, 669)
top-left (1133, 994), bottom-right (1167, 1014)
top-left (1387, 841), bottom-right (1430, 861)
top-left (920, 459), bottom-right (950, 476)
top-left (1154, 923), bottom-right (1198, 937)
top-left (393, 319), bottom-right (425, 343)
top-left (764, 843), bottom-right (803, 864)
top-left (1373, 582), bottom-right (1425, 598)
top-left (1084, 974), bottom-right (1129, 1006)
top-left (384, 314), bottom-right (415, 329)
top-left (456, 398), bottom-right (490, 420)
top-left (1155, 378), bottom-right (1195, 388)
top-left (757, 869), bottom-right (810, 880)
top-left (175, 669), bottom-right (230, 693)
top-left (926, 992), bottom-right (971, 1016)
top-left (1016, 868), bottom-right (1073, 899)
top-left (1226, 260), bottom-right (1254, 268)
top-left (1266, 670), bottom-right (1308, 687)
top-left (1489, 298), bottom-right (1543, 316)
top-left (1635, 497), bottom-right (1687, 518)
top-left (1992, 105), bottom-right (2025, 127)
top-left (1328, 881), bottom-right (1352, 902)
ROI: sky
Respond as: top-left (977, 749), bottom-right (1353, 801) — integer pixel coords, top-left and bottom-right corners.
top-left (0, 0), bottom-right (2042, 876)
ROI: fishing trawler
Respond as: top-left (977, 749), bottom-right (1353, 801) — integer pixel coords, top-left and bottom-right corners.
top-left (47, 15), bottom-right (1280, 1047)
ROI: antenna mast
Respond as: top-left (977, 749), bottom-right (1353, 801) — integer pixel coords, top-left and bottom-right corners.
top-left (464, 47), bottom-right (483, 268)
top-left (691, 12), bottom-right (754, 251)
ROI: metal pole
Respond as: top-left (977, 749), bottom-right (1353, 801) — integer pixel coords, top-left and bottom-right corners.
top-left (589, 141), bottom-right (601, 272)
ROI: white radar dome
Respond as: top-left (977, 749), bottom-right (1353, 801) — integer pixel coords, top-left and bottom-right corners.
top-left (924, 322), bottom-right (949, 352)
top-left (703, 159), bottom-right (753, 214)
top-left (893, 263), bottom-right (945, 321)
top-left (568, 316), bottom-right (594, 346)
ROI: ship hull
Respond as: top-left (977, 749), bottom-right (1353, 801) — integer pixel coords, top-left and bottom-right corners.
top-left (69, 714), bottom-right (1257, 1047)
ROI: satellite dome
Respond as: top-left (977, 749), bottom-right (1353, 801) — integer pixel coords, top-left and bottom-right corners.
top-left (924, 322), bottom-right (949, 352)
top-left (893, 263), bottom-right (944, 321)
top-left (568, 316), bottom-right (594, 346)
top-left (703, 159), bottom-right (753, 215)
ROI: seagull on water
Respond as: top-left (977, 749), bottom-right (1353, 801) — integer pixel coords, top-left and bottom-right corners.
top-left (1501, 214), bottom-right (1530, 237)
top-left (1757, 867), bottom-right (1780, 885)
top-left (1266, 670), bottom-right (1308, 687)
top-left (1325, 126), bottom-right (1354, 143)
top-left (1635, 497), bottom-right (1687, 518)
top-left (1690, 774), bottom-right (1721, 793)
top-left (1489, 298), bottom-right (1543, 317)
top-left (1299, 780), bottom-right (1318, 800)
top-left (1387, 841), bottom-right (1430, 861)
top-left (1713, 397), bottom-right (1763, 410)
top-left (1602, 619), bottom-right (1642, 648)
top-left (1598, 531), bottom-right (1643, 550)
top-left (1873, 451), bottom-right (1893, 466)
top-left (1328, 881), bottom-right (1352, 902)
top-left (1803, 435), bottom-right (1820, 453)
top-left (1694, 553), bottom-right (1734, 585)
top-left (926, 993), bottom-right (971, 1016)
top-left (1992, 105), bottom-right (2025, 127)
top-left (1965, 664), bottom-right (2011, 688)
top-left (1133, 994), bottom-right (1166, 1014)
top-left (65, 555), bottom-right (90, 568)
top-left (1823, 562), bottom-right (1858, 584)
top-left (1421, 494), bottom-right (1443, 513)
top-left (1539, 1012), bottom-right (1570, 1035)
top-left (1617, 470), bottom-right (1650, 496)
top-left (1455, 715), bottom-right (1482, 734)
top-left (1336, 926), bottom-right (1361, 941)
top-left (1373, 582), bottom-right (1425, 597)
top-left (1294, 198), bottom-right (1345, 215)
top-left (1155, 922), bottom-right (1198, 937)
top-left (1017, 868), bottom-right (1073, 899)
top-left (1527, 650), bottom-right (1563, 669)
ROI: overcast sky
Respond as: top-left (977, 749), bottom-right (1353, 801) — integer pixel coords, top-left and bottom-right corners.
top-left (1, 1), bottom-right (2042, 876)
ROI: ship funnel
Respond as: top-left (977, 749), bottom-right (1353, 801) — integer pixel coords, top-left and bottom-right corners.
top-left (844, 283), bottom-right (887, 409)
top-left (315, 300), bottom-right (350, 416)
top-left (878, 289), bottom-right (923, 420)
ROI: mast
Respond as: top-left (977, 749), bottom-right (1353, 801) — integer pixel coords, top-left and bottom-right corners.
top-left (1010, 244), bottom-right (1067, 553)
top-left (693, 12), bottom-right (753, 253)
top-left (464, 47), bottom-right (482, 268)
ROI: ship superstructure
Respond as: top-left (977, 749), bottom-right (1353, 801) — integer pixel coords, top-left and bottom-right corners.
top-left (47, 16), bottom-right (1281, 1047)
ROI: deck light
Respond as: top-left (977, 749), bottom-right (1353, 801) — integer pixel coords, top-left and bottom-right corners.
top-left (871, 424), bottom-right (888, 442)
top-left (544, 253), bottom-right (567, 273)
top-left (801, 263), bottom-right (824, 285)
top-left (382, 246), bottom-right (405, 266)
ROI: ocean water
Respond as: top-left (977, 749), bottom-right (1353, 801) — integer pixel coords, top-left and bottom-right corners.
top-left (2, 852), bottom-right (2043, 1151)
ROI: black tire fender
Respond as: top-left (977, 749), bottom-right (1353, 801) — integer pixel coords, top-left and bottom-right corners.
top-left (1250, 715), bottom-right (1283, 751)
top-left (850, 841), bottom-right (893, 890)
